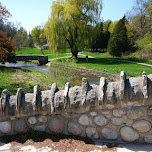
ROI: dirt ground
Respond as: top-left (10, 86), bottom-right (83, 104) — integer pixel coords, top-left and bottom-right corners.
top-left (0, 132), bottom-right (151, 152)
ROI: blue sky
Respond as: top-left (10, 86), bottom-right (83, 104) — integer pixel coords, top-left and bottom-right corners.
top-left (1, 0), bottom-right (135, 32)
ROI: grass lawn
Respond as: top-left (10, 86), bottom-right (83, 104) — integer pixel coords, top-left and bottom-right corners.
top-left (16, 48), bottom-right (72, 55)
top-left (82, 51), bottom-right (152, 65)
top-left (16, 48), bottom-right (50, 55)
top-left (53, 57), bottom-right (152, 77)
top-left (0, 65), bottom-right (75, 94)
top-left (0, 66), bottom-right (53, 94)
top-left (16, 48), bottom-right (72, 60)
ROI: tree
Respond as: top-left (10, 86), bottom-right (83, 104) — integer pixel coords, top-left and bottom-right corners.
top-left (108, 21), bottom-right (118, 34)
top-left (0, 2), bottom-right (16, 62)
top-left (45, 0), bottom-right (102, 58)
top-left (0, 2), bottom-right (11, 23)
top-left (28, 32), bottom-right (34, 48)
top-left (0, 31), bottom-right (16, 62)
top-left (13, 27), bottom-right (29, 49)
top-left (103, 20), bottom-right (112, 32)
top-left (108, 17), bottom-right (129, 57)
top-left (133, 0), bottom-right (148, 29)
top-left (31, 26), bottom-right (41, 44)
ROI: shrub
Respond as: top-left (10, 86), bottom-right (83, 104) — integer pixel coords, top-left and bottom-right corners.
top-left (0, 31), bottom-right (16, 62)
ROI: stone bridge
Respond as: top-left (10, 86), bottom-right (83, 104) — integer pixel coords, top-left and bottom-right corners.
top-left (15, 55), bottom-right (48, 65)
top-left (0, 71), bottom-right (152, 144)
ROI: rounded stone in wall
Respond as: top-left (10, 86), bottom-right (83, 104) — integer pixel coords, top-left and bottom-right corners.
top-left (15, 119), bottom-right (29, 133)
top-left (68, 121), bottom-right (83, 135)
top-left (102, 128), bottom-right (118, 140)
top-left (94, 115), bottom-right (108, 127)
top-left (120, 126), bottom-right (139, 142)
top-left (111, 117), bottom-right (126, 126)
top-left (34, 125), bottom-right (46, 132)
top-left (101, 110), bottom-right (110, 115)
top-left (86, 127), bottom-right (99, 139)
top-left (28, 116), bottom-right (37, 125)
top-left (144, 134), bottom-right (152, 143)
top-left (127, 109), bottom-right (144, 120)
top-left (113, 109), bottom-right (126, 117)
top-left (90, 111), bottom-right (97, 117)
top-left (78, 114), bottom-right (90, 126)
top-left (48, 117), bottom-right (64, 134)
top-left (0, 121), bottom-right (11, 134)
top-left (38, 116), bottom-right (47, 123)
top-left (132, 120), bottom-right (151, 133)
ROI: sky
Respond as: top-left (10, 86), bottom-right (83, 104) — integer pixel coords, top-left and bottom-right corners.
top-left (1, 0), bottom-right (135, 32)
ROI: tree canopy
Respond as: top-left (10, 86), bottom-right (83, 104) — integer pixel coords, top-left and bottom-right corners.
top-left (0, 2), bottom-right (11, 22)
top-left (45, 0), bottom-right (102, 58)
top-left (108, 17), bottom-right (129, 57)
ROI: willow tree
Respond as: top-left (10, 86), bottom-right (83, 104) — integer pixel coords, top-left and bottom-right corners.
top-left (45, 0), bottom-right (102, 58)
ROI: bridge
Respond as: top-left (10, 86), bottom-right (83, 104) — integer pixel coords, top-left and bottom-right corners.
top-left (15, 55), bottom-right (48, 65)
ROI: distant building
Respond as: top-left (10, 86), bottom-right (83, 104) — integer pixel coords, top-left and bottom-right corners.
top-left (42, 44), bottom-right (49, 49)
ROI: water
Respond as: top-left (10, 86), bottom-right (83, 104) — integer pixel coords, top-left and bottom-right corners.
top-left (1, 62), bottom-right (101, 85)
top-left (0, 62), bottom-right (37, 68)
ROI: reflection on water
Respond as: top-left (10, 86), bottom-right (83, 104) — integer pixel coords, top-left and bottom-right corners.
top-left (1, 62), bottom-right (101, 85)
top-left (0, 62), bottom-right (37, 68)
top-left (28, 65), bottom-right (101, 85)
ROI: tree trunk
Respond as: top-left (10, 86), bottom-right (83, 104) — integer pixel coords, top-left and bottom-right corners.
top-left (71, 48), bottom-right (78, 59)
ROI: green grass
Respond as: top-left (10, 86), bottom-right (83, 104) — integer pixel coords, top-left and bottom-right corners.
top-left (16, 48), bottom-right (72, 55)
top-left (16, 48), bottom-right (50, 55)
top-left (53, 57), bottom-right (152, 77)
top-left (82, 51), bottom-right (152, 65)
top-left (16, 48), bottom-right (73, 60)
top-left (0, 66), bottom-right (76, 94)
top-left (0, 66), bottom-right (50, 94)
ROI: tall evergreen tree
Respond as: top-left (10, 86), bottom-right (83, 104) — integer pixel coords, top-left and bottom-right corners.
top-left (107, 17), bottom-right (129, 57)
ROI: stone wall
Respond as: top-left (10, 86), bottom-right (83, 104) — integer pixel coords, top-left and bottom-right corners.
top-left (1, 71), bottom-right (152, 143)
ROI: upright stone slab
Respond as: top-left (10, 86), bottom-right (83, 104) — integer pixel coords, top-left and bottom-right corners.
top-left (16, 88), bottom-right (24, 113)
top-left (86, 84), bottom-right (97, 106)
top-left (119, 71), bottom-right (126, 101)
top-left (54, 90), bottom-right (64, 111)
top-left (32, 85), bottom-right (40, 111)
top-left (81, 78), bottom-right (89, 106)
top-left (50, 83), bottom-right (58, 113)
top-left (98, 77), bottom-right (106, 105)
top-left (1, 89), bottom-right (11, 114)
top-left (64, 82), bottom-right (70, 108)
top-left (142, 72), bottom-right (148, 102)
top-left (41, 90), bottom-right (51, 112)
top-left (69, 86), bottom-right (81, 108)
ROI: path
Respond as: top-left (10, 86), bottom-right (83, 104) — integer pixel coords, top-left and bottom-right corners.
top-left (46, 51), bottom-right (152, 68)
top-left (34, 44), bottom-right (41, 49)
top-left (34, 46), bottom-right (152, 67)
